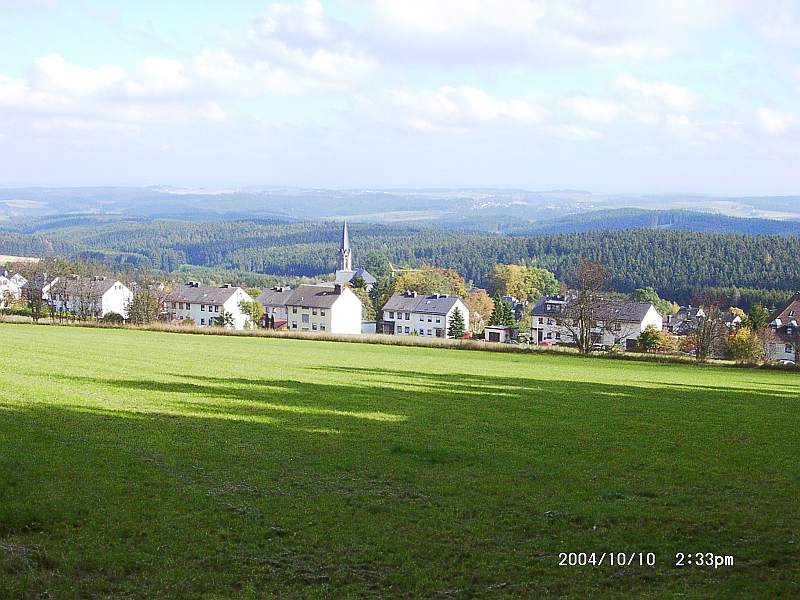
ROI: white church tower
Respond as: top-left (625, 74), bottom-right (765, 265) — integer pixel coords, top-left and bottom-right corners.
top-left (339, 219), bottom-right (352, 272)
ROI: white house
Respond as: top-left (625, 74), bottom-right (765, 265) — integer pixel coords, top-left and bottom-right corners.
top-left (767, 292), bottom-right (800, 363)
top-left (284, 284), bottom-right (362, 334)
top-left (380, 291), bottom-right (470, 338)
top-left (165, 282), bottom-right (253, 329)
top-left (0, 269), bottom-right (26, 307)
top-left (530, 294), bottom-right (663, 350)
top-left (48, 275), bottom-right (133, 319)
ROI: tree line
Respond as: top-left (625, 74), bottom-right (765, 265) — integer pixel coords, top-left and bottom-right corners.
top-left (2, 220), bottom-right (799, 309)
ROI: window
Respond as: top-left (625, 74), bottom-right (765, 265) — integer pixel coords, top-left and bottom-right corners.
top-left (312, 308), bottom-right (317, 315)
top-left (201, 305), bottom-right (205, 311)
top-left (427, 329), bottom-right (432, 336)
top-left (320, 324), bottom-right (326, 331)
top-left (786, 344), bottom-right (794, 354)
top-left (302, 314), bottom-right (309, 323)
top-left (436, 318), bottom-right (441, 323)
top-left (427, 318), bottom-right (432, 322)
top-left (547, 319), bottom-right (554, 325)
top-left (312, 323), bottom-right (318, 331)
top-left (292, 321), bottom-right (297, 329)
top-left (389, 311), bottom-right (395, 319)
top-left (292, 307), bottom-right (298, 314)
top-left (321, 309), bottom-right (326, 316)
top-left (214, 306), bottom-right (219, 313)
top-left (547, 332), bottom-right (553, 339)
top-left (201, 318), bottom-right (205, 325)
top-left (790, 310), bottom-right (796, 317)
top-left (405, 326), bottom-right (410, 333)
top-left (538, 317), bottom-right (544, 324)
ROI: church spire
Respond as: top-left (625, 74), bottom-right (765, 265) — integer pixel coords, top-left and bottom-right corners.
top-left (339, 219), bottom-right (352, 271)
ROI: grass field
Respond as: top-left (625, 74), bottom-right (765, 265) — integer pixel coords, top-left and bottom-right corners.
top-left (1, 324), bottom-right (799, 598)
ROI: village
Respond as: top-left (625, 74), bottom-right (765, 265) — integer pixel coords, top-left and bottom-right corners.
top-left (2, 221), bottom-right (798, 365)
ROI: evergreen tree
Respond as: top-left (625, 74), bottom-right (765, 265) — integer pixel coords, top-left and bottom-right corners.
top-left (448, 307), bottom-right (465, 338)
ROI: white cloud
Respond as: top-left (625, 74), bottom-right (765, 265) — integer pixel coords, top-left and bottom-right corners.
top-left (615, 74), bottom-right (696, 111)
top-left (756, 107), bottom-right (798, 135)
top-left (31, 54), bottom-right (125, 97)
top-left (385, 86), bottom-right (547, 131)
top-left (549, 123), bottom-right (602, 141)
top-left (359, 0), bottom-right (738, 65)
top-left (562, 96), bottom-right (620, 123)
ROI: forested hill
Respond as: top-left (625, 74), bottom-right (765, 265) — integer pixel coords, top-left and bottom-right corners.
top-left (1, 218), bottom-right (799, 305)
top-left (510, 208), bottom-right (800, 236)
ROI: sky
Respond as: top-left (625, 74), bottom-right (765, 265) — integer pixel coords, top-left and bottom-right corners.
top-left (0, 0), bottom-right (798, 194)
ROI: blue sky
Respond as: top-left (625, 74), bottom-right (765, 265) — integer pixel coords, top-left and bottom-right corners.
top-left (0, 0), bottom-right (798, 193)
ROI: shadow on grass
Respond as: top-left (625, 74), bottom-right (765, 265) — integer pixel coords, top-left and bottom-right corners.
top-left (311, 366), bottom-right (800, 402)
top-left (3, 367), bottom-right (800, 598)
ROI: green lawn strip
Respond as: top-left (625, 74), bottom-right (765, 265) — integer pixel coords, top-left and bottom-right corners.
top-left (1, 323), bottom-right (798, 597)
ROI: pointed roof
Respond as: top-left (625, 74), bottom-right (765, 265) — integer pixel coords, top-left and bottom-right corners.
top-left (340, 219), bottom-right (350, 252)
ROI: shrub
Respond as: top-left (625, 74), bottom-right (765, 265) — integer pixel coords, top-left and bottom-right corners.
top-left (726, 327), bottom-right (761, 363)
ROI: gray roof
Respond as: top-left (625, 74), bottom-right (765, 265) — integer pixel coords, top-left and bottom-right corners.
top-left (532, 294), bottom-right (654, 323)
top-left (166, 282), bottom-right (241, 304)
top-left (383, 292), bottom-right (462, 315)
top-left (256, 286), bottom-right (294, 306)
top-left (51, 276), bottom-right (122, 297)
top-left (285, 284), bottom-right (346, 309)
top-left (334, 267), bottom-right (376, 286)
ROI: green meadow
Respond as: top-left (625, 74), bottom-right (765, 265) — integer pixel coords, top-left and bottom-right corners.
top-left (1, 324), bottom-right (799, 598)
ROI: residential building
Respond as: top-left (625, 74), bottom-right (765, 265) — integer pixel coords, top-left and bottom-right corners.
top-left (767, 292), bottom-right (800, 363)
top-left (256, 286), bottom-right (293, 329)
top-left (333, 220), bottom-right (376, 291)
top-left (380, 291), bottom-right (470, 338)
top-left (48, 275), bottom-right (133, 319)
top-left (285, 283), bottom-right (362, 334)
top-left (0, 268), bottom-right (26, 307)
top-left (165, 282), bottom-right (253, 329)
top-left (530, 294), bottom-right (663, 350)
top-left (662, 305), bottom-right (705, 335)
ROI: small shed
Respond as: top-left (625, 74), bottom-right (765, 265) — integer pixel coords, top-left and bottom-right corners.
top-left (484, 325), bottom-right (517, 343)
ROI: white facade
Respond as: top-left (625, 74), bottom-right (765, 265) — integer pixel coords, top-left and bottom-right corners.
top-left (49, 277), bottom-right (133, 318)
top-left (767, 340), bottom-right (796, 362)
top-left (286, 285), bottom-right (362, 334)
top-left (0, 273), bottom-right (25, 307)
top-left (531, 297), bottom-right (662, 349)
top-left (382, 297), bottom-right (470, 338)
top-left (167, 284), bottom-right (253, 330)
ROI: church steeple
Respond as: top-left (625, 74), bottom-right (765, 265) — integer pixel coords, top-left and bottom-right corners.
top-left (339, 219), bottom-right (352, 271)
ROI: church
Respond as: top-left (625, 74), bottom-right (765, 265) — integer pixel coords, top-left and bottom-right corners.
top-left (334, 220), bottom-right (376, 291)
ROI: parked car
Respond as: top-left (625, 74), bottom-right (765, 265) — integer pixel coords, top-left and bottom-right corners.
top-left (779, 360), bottom-right (796, 366)
top-left (538, 339), bottom-right (556, 346)
top-left (591, 343), bottom-right (607, 352)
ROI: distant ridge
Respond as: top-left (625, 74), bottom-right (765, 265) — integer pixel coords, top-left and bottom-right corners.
top-left (511, 208), bottom-right (800, 236)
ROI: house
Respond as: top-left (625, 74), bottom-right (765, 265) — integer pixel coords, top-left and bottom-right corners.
top-left (530, 294), bottom-right (662, 350)
top-left (380, 291), bottom-right (470, 338)
top-left (767, 292), bottom-right (800, 363)
top-left (284, 283), bottom-right (362, 334)
top-left (333, 220), bottom-right (376, 291)
top-left (256, 286), bottom-right (293, 329)
top-left (662, 305), bottom-right (705, 335)
top-left (0, 269), bottom-right (26, 307)
top-left (165, 282), bottom-right (253, 329)
top-left (48, 275), bottom-right (133, 319)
